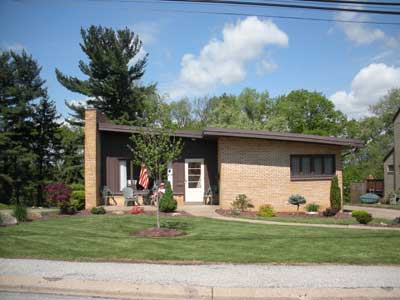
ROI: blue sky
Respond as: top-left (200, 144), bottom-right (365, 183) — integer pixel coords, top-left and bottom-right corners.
top-left (1, 0), bottom-right (400, 119)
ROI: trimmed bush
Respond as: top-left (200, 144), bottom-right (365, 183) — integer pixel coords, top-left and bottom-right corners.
top-left (232, 194), bottom-right (254, 212)
top-left (159, 182), bottom-right (177, 213)
top-left (352, 210), bottom-right (372, 224)
top-left (91, 207), bottom-right (106, 215)
top-left (322, 207), bottom-right (339, 217)
top-left (288, 194), bottom-right (306, 211)
top-left (69, 183), bottom-right (84, 191)
top-left (330, 175), bottom-right (342, 210)
top-left (305, 203), bottom-right (320, 212)
top-left (13, 204), bottom-right (28, 222)
top-left (257, 204), bottom-right (275, 217)
top-left (70, 190), bottom-right (85, 210)
top-left (45, 182), bottom-right (72, 209)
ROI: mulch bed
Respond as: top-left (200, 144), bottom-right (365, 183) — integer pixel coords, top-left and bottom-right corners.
top-left (216, 208), bottom-right (350, 219)
top-left (132, 227), bottom-right (186, 238)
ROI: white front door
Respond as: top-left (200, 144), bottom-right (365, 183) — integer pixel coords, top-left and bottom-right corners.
top-left (185, 159), bottom-right (204, 203)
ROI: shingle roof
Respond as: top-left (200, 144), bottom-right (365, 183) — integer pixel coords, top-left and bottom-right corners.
top-left (98, 122), bottom-right (363, 147)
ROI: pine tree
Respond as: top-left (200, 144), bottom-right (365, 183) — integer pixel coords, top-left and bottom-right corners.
top-left (55, 25), bottom-right (156, 125)
top-left (0, 50), bottom-right (46, 204)
top-left (32, 95), bottom-right (62, 206)
top-left (159, 182), bottom-right (177, 213)
top-left (330, 175), bottom-right (342, 210)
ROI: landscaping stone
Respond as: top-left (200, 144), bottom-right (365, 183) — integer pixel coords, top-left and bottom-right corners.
top-left (0, 213), bottom-right (17, 226)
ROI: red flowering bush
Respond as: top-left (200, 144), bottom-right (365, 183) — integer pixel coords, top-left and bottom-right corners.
top-left (45, 182), bottom-right (72, 210)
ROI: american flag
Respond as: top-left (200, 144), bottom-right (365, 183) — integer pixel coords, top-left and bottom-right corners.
top-left (138, 164), bottom-right (149, 189)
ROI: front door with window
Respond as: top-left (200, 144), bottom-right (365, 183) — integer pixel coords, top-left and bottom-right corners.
top-left (185, 159), bottom-right (204, 203)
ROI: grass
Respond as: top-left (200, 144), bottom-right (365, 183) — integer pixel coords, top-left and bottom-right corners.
top-left (243, 215), bottom-right (392, 225)
top-left (1, 214), bottom-right (400, 264)
top-left (0, 203), bottom-right (12, 210)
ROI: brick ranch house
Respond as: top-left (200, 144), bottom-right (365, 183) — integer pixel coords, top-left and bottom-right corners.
top-left (85, 108), bottom-right (363, 211)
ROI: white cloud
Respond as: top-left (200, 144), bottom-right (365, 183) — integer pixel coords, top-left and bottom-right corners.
top-left (168, 17), bottom-right (288, 99)
top-left (256, 59), bottom-right (278, 75)
top-left (132, 22), bottom-right (160, 45)
top-left (330, 63), bottom-right (400, 118)
top-left (336, 12), bottom-right (397, 47)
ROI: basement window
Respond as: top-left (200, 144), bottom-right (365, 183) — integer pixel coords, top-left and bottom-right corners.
top-left (290, 155), bottom-right (335, 180)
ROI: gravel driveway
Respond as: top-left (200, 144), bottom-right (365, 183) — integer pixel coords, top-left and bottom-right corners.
top-left (1, 259), bottom-right (399, 289)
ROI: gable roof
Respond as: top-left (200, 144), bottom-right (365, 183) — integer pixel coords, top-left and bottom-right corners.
top-left (393, 106), bottom-right (400, 122)
top-left (98, 122), bottom-right (363, 148)
top-left (383, 148), bottom-right (394, 162)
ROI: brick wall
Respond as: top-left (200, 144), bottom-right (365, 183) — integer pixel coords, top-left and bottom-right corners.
top-left (394, 113), bottom-right (400, 191)
top-left (84, 109), bottom-right (101, 208)
top-left (218, 137), bottom-right (343, 212)
top-left (383, 152), bottom-right (394, 198)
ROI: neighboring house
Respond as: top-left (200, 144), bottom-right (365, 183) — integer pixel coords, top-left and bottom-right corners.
top-left (383, 107), bottom-right (400, 198)
top-left (85, 108), bottom-right (363, 211)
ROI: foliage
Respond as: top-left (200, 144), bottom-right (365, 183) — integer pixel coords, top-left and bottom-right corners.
top-left (57, 126), bottom-right (84, 184)
top-left (55, 25), bottom-right (156, 125)
top-left (231, 194), bottom-right (254, 212)
top-left (257, 204), bottom-right (275, 217)
top-left (70, 183), bottom-right (84, 191)
top-left (351, 210), bottom-right (373, 224)
top-left (128, 114), bottom-right (183, 228)
top-left (288, 194), bottom-right (307, 211)
top-left (45, 182), bottom-right (72, 209)
top-left (0, 212), bottom-right (2, 225)
top-left (305, 203), bottom-right (320, 212)
top-left (343, 89), bottom-right (400, 201)
top-left (70, 190), bottom-right (85, 211)
top-left (0, 50), bottom-right (46, 205)
top-left (12, 204), bottom-right (28, 222)
top-left (330, 176), bottom-right (342, 210)
top-left (91, 206), bottom-right (106, 215)
top-left (322, 207), bottom-right (339, 217)
top-left (159, 182), bottom-right (177, 212)
top-left (32, 96), bottom-right (62, 206)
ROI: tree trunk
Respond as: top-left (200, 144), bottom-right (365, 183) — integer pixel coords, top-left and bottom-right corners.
top-left (156, 174), bottom-right (161, 229)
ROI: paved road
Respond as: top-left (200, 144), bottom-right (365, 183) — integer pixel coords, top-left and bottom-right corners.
top-left (1, 259), bottom-right (399, 289)
top-left (344, 205), bottom-right (400, 219)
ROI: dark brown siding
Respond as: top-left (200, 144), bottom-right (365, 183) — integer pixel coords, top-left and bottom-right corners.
top-left (106, 157), bottom-right (119, 192)
top-left (100, 131), bottom-right (218, 196)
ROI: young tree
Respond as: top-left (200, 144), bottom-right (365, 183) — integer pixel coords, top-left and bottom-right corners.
top-left (128, 126), bottom-right (183, 228)
top-left (0, 50), bottom-right (46, 204)
top-left (32, 96), bottom-right (62, 206)
top-left (56, 25), bottom-right (156, 124)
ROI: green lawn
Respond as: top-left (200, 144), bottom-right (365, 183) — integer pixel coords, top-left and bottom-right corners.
top-left (243, 215), bottom-right (392, 225)
top-left (1, 214), bottom-right (400, 264)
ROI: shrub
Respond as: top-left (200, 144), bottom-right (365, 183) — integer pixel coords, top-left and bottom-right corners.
top-left (91, 207), bottom-right (106, 215)
top-left (69, 183), bottom-right (84, 191)
top-left (330, 175), bottom-right (342, 210)
top-left (288, 194), bottom-right (306, 211)
top-left (0, 212), bottom-right (3, 225)
top-left (13, 204), bottom-right (28, 222)
top-left (45, 182), bottom-right (72, 210)
top-left (231, 194), bottom-right (254, 212)
top-left (70, 190), bottom-right (85, 211)
top-left (257, 204), bottom-right (275, 217)
top-left (322, 207), bottom-right (339, 217)
top-left (159, 182), bottom-right (177, 212)
top-left (305, 203), bottom-right (320, 212)
top-left (352, 210), bottom-right (372, 224)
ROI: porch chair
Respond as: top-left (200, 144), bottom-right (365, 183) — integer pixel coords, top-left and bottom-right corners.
top-left (122, 187), bottom-right (139, 206)
top-left (101, 186), bottom-right (116, 206)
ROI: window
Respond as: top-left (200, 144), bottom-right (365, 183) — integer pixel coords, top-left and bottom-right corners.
top-left (290, 155), bottom-right (335, 179)
top-left (387, 164), bottom-right (394, 173)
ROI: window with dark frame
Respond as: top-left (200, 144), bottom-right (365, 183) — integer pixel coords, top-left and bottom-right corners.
top-left (387, 164), bottom-right (394, 173)
top-left (290, 155), bottom-right (335, 178)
